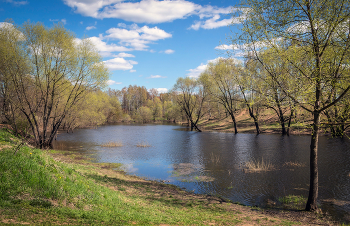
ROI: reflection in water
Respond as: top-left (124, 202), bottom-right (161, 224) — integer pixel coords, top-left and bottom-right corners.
top-left (53, 123), bottom-right (350, 222)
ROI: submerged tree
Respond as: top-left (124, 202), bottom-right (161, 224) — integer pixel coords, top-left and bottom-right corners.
top-left (0, 22), bottom-right (109, 148)
top-left (173, 77), bottom-right (208, 132)
top-left (234, 0), bottom-right (350, 210)
top-left (200, 58), bottom-right (241, 134)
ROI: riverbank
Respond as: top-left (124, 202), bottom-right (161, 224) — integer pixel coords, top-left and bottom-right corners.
top-left (190, 109), bottom-right (349, 136)
top-left (0, 128), bottom-right (341, 225)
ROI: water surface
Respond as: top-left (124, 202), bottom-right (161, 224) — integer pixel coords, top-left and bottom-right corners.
top-left (53, 123), bottom-right (350, 222)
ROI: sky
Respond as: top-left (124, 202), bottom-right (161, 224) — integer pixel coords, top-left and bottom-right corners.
top-left (0, 0), bottom-right (243, 93)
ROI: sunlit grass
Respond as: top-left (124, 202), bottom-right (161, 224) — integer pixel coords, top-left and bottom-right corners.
top-left (244, 158), bottom-right (274, 172)
top-left (101, 141), bottom-right (123, 147)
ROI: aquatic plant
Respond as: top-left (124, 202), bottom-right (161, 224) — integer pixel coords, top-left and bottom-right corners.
top-left (136, 142), bottom-right (151, 147)
top-left (283, 161), bottom-right (305, 167)
top-left (101, 142), bottom-right (123, 147)
top-left (244, 158), bottom-right (274, 172)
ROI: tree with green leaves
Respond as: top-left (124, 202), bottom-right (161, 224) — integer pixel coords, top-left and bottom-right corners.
top-left (200, 58), bottom-right (241, 134)
top-left (234, 0), bottom-right (350, 210)
top-left (0, 21), bottom-right (109, 148)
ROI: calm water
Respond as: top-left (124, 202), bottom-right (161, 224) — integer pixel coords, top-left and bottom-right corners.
top-left (53, 123), bottom-right (350, 222)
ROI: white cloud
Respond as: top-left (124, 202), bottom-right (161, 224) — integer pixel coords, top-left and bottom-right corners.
top-left (189, 7), bottom-right (246, 30)
top-left (113, 52), bottom-right (135, 58)
top-left (130, 69), bottom-right (136, 73)
top-left (107, 80), bottom-right (122, 85)
top-left (105, 25), bottom-right (172, 51)
top-left (187, 63), bottom-right (208, 78)
top-left (164, 49), bottom-right (174, 54)
top-left (86, 36), bottom-right (131, 57)
top-left (64, 0), bottom-right (198, 23)
top-left (5, 0), bottom-right (27, 6)
top-left (215, 44), bottom-right (235, 50)
top-left (187, 57), bottom-right (242, 78)
top-left (86, 26), bottom-right (96, 30)
top-left (103, 57), bottom-right (138, 71)
top-left (49, 19), bottom-right (67, 24)
top-left (0, 22), bottom-right (26, 41)
top-left (63, 0), bottom-right (243, 28)
top-left (156, 88), bottom-right (168, 93)
top-left (147, 75), bottom-right (167, 79)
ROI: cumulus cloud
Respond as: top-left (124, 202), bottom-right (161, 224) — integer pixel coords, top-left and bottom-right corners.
top-left (86, 26), bottom-right (96, 30)
top-left (164, 49), bottom-right (174, 54)
top-left (105, 24), bottom-right (172, 51)
top-left (156, 88), bottom-right (168, 93)
top-left (113, 52), bottom-right (135, 58)
top-left (147, 75), bottom-right (167, 79)
top-left (63, 0), bottom-right (198, 23)
top-left (189, 7), bottom-right (246, 30)
top-left (86, 36), bottom-right (131, 57)
top-left (187, 63), bottom-right (208, 78)
top-left (107, 80), bottom-right (122, 85)
top-left (187, 57), bottom-right (242, 78)
top-left (0, 22), bottom-right (25, 41)
top-left (215, 44), bottom-right (242, 50)
top-left (63, 0), bottom-right (244, 28)
top-left (103, 57), bottom-right (138, 71)
top-left (130, 69), bottom-right (136, 72)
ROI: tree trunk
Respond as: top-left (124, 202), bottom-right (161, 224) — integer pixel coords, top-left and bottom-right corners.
top-left (305, 112), bottom-right (320, 211)
top-left (277, 106), bottom-right (286, 135)
top-left (286, 108), bottom-right (294, 136)
top-left (229, 113), bottom-right (238, 134)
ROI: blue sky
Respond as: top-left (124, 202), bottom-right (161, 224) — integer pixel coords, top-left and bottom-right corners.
top-left (0, 0), bottom-right (243, 93)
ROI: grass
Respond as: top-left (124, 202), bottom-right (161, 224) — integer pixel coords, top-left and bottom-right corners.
top-left (101, 141), bottom-right (123, 147)
top-left (136, 141), bottom-right (151, 147)
top-left (278, 195), bottom-right (305, 205)
top-left (283, 161), bottom-right (306, 167)
top-left (244, 158), bottom-right (275, 172)
top-left (0, 128), bottom-right (336, 225)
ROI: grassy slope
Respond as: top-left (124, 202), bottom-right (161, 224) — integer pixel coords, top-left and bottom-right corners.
top-left (0, 129), bottom-right (336, 225)
top-left (197, 109), bottom-right (314, 134)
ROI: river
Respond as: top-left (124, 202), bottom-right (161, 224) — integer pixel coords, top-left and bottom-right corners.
top-left (53, 123), bottom-right (350, 222)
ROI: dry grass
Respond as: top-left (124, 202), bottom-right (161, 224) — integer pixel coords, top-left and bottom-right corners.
top-left (244, 158), bottom-right (274, 172)
top-left (283, 161), bottom-right (305, 167)
top-left (136, 142), bottom-right (151, 147)
top-left (101, 142), bottom-right (123, 147)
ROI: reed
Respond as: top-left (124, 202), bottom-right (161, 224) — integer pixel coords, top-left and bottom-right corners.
top-left (101, 142), bottom-right (123, 147)
top-left (283, 161), bottom-right (305, 167)
top-left (244, 158), bottom-right (274, 172)
top-left (136, 142), bottom-right (151, 147)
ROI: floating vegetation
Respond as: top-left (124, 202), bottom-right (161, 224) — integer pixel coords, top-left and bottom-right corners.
top-left (195, 176), bottom-right (215, 182)
top-left (283, 161), bottom-right (305, 167)
top-left (136, 142), bottom-right (151, 147)
top-left (243, 158), bottom-right (274, 173)
top-left (172, 163), bottom-right (196, 176)
top-left (101, 142), bottom-right (123, 147)
top-left (170, 163), bottom-right (215, 182)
